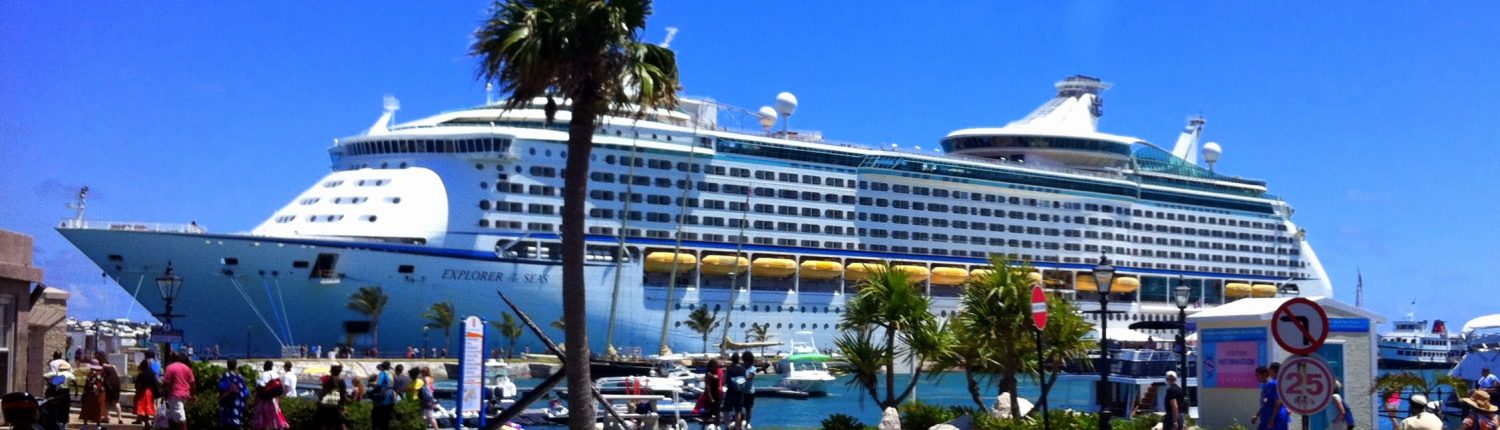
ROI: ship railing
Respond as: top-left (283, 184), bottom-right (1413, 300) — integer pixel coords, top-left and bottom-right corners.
top-left (58, 219), bottom-right (206, 234)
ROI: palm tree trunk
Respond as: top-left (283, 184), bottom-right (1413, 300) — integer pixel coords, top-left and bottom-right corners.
top-left (561, 87), bottom-right (600, 430)
top-left (702, 333), bottom-right (708, 354)
top-left (371, 320), bottom-right (379, 355)
top-left (964, 362), bottom-right (985, 409)
top-left (884, 328), bottom-right (896, 408)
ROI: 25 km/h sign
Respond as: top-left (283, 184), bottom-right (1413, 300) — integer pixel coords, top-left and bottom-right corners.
top-left (1271, 298), bottom-right (1329, 355)
top-left (1277, 355), bottom-right (1335, 415)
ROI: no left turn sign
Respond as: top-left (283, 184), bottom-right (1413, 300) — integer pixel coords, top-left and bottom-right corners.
top-left (1271, 297), bottom-right (1329, 355)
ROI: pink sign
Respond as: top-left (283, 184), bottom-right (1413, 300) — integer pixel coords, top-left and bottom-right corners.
top-left (1211, 341), bottom-right (1262, 388)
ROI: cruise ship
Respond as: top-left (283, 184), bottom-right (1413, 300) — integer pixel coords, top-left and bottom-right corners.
top-left (58, 75), bottom-right (1332, 356)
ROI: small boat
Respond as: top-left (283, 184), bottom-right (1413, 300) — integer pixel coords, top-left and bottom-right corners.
top-left (484, 359), bottom-right (519, 399)
top-left (775, 331), bottom-right (836, 395)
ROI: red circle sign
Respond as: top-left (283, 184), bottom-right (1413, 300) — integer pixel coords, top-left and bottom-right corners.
top-left (1271, 298), bottom-right (1330, 356)
top-left (1277, 355), bottom-right (1334, 415)
top-left (1031, 285), bottom-right (1048, 330)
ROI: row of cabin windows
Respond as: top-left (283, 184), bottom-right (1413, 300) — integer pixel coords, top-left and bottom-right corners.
top-left (602, 155), bottom-right (857, 189)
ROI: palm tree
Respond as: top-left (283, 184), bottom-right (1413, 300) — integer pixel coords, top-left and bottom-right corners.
top-left (472, 2), bottom-right (679, 428)
top-left (953, 256), bottom-right (1041, 418)
top-left (346, 286), bottom-right (389, 353)
top-left (422, 301), bottom-right (455, 352)
top-left (835, 262), bottom-right (947, 409)
top-left (492, 313), bottom-right (525, 358)
top-left (1028, 293), bottom-right (1095, 414)
top-left (745, 323), bottom-right (772, 355)
top-left (683, 307), bottom-right (720, 354)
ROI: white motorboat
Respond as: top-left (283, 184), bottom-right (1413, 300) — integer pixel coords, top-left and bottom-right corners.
top-left (775, 331), bottom-right (836, 395)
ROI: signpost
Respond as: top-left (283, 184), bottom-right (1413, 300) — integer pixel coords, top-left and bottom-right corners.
top-left (1031, 285), bottom-right (1050, 430)
top-left (1269, 298), bottom-right (1331, 430)
top-left (456, 316), bottom-right (485, 430)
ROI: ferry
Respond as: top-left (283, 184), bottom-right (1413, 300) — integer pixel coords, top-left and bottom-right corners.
top-left (1378, 317), bottom-right (1464, 369)
top-left (57, 75), bottom-right (1332, 356)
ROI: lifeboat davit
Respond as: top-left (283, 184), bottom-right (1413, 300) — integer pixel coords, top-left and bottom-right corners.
top-left (1225, 282), bottom-right (1253, 299)
top-left (799, 261), bottom-right (843, 280)
top-left (698, 255), bottom-right (749, 276)
top-left (644, 252), bottom-right (696, 273)
top-left (751, 258), bottom-right (797, 277)
top-left (930, 267), bottom-right (969, 285)
top-left (1251, 284), bottom-right (1279, 298)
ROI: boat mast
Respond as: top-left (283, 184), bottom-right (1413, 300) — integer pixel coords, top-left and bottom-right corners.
top-left (66, 186), bottom-right (89, 225)
top-left (718, 180), bottom-right (755, 349)
top-left (656, 123), bottom-right (701, 356)
top-left (604, 121), bottom-right (643, 357)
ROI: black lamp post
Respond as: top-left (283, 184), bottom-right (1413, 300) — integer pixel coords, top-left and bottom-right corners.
top-left (154, 262), bottom-right (184, 359)
top-left (1174, 280), bottom-right (1192, 411)
top-left (1092, 254), bottom-right (1115, 429)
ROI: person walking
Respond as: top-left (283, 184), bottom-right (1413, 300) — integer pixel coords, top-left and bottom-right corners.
top-left (280, 362), bottom-right (298, 398)
top-left (1163, 371), bottom-right (1186, 430)
top-left (1328, 380), bottom-right (1355, 430)
top-left (96, 352), bottom-right (125, 424)
top-left (418, 367), bottom-right (439, 430)
top-left (218, 359), bottom-right (250, 430)
top-left (392, 364), bottom-right (410, 399)
top-left (722, 354), bottom-right (748, 430)
top-left (161, 353), bottom-right (196, 430)
top-left (134, 358), bottom-right (160, 429)
top-left (1251, 366), bottom-right (1289, 430)
top-left (368, 362), bottom-right (397, 430)
top-left (80, 360), bottom-right (108, 430)
top-left (257, 361), bottom-right (278, 389)
top-left (42, 361), bottom-right (72, 430)
top-left (737, 352), bottom-right (758, 430)
top-left (1463, 390), bottom-right (1500, 430)
top-left (314, 363), bottom-right (349, 430)
top-left (695, 359), bottom-right (724, 430)
top-left (1482, 368), bottom-right (1500, 399)
top-left (1397, 394), bottom-right (1444, 430)
top-left (251, 368), bottom-right (290, 430)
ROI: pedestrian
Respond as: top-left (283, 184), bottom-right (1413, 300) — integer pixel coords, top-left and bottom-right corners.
top-left (392, 364), bottom-right (410, 398)
top-left (694, 358), bottom-right (723, 430)
top-left (42, 361), bottom-right (72, 430)
top-left (280, 362), bottom-right (298, 398)
top-left (1328, 380), bottom-right (1354, 430)
top-left (738, 351), bottom-right (758, 430)
top-left (185, 345), bottom-right (195, 361)
top-left (134, 358), bottom-right (160, 429)
top-left (1163, 371), bottom-right (1186, 430)
top-left (251, 366), bottom-right (289, 430)
top-left (314, 363), bottom-right (349, 430)
top-left (722, 354), bottom-right (747, 430)
top-left (162, 352), bottom-right (196, 430)
top-left (1483, 368), bottom-right (1500, 399)
top-left (80, 360), bottom-right (107, 430)
top-left (258, 361), bottom-right (278, 389)
top-left (218, 359), bottom-right (250, 430)
top-left (96, 352), bottom-right (125, 424)
top-left (47, 351), bottom-right (67, 374)
top-left (405, 347), bottom-right (414, 359)
top-left (418, 367), bottom-right (440, 430)
top-left (1396, 394), bottom-right (1443, 430)
top-left (312, 345), bottom-right (321, 359)
top-left (1463, 390), bottom-right (1500, 430)
top-left (369, 361), bottom-right (396, 430)
top-left (1251, 366), bottom-right (1289, 430)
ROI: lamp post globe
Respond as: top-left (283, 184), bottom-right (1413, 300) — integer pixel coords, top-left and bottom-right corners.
top-left (1092, 254), bottom-right (1115, 430)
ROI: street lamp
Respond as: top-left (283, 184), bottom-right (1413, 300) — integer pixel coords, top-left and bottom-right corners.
top-left (154, 262), bottom-right (184, 359)
top-left (1174, 279), bottom-right (1191, 411)
top-left (422, 326), bottom-right (430, 358)
top-left (1092, 254), bottom-right (1115, 430)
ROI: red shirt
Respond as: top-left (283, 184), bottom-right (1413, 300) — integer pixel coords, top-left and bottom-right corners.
top-left (162, 362), bottom-right (195, 400)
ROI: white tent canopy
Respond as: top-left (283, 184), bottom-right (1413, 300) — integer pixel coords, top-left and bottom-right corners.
top-left (1085, 324), bottom-right (1155, 343)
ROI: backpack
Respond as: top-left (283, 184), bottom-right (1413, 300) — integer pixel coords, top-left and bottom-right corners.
top-left (367, 372), bottom-right (393, 405)
top-left (1340, 395), bottom-right (1355, 426)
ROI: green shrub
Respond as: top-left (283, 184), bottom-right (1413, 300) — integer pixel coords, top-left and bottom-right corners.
top-left (278, 397), bottom-right (318, 430)
top-left (900, 400), bottom-right (959, 430)
top-left (821, 413), bottom-right (868, 430)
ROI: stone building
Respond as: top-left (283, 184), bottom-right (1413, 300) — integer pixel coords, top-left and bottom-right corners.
top-left (0, 229), bottom-right (70, 395)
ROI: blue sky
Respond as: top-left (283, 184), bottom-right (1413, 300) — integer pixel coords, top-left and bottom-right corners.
top-left (2, 2), bottom-right (1497, 330)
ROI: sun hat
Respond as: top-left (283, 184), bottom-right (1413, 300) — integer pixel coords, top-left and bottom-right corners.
top-left (1411, 394), bottom-right (1430, 407)
top-left (1165, 371), bottom-right (1178, 380)
top-left (87, 359), bottom-right (102, 370)
top-left (1462, 390), bottom-right (1498, 413)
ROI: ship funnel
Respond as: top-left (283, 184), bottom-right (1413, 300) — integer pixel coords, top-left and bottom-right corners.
top-left (366, 95), bottom-right (400, 136)
top-left (1171, 116), bottom-right (1207, 164)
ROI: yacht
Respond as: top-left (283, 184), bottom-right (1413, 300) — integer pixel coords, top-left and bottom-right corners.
top-left (774, 331), bottom-right (835, 395)
top-left (56, 75), bottom-right (1333, 355)
top-left (1450, 314), bottom-right (1500, 382)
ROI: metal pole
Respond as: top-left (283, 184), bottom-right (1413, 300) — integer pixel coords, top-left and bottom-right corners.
top-left (161, 298), bottom-right (174, 359)
top-left (1037, 328), bottom-right (1049, 430)
top-left (1179, 306), bottom-right (1190, 411)
top-left (1098, 293), bottom-right (1110, 430)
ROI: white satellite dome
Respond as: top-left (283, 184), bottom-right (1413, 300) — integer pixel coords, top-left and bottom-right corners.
top-left (1201, 141), bottom-right (1222, 165)
top-left (757, 106), bottom-right (778, 130)
top-left (774, 92), bottom-right (798, 117)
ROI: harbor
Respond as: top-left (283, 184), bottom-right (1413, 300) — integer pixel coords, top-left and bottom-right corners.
top-left (6, 1), bottom-right (1500, 430)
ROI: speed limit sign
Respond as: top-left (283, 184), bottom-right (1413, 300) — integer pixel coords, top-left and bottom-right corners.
top-left (1277, 355), bottom-right (1335, 415)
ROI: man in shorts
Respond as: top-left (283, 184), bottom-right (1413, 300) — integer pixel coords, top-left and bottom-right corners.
top-left (161, 352), bottom-right (196, 430)
top-left (737, 352), bottom-right (758, 430)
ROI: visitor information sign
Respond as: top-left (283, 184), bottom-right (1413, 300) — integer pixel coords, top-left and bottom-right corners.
top-left (459, 316), bottom-right (485, 415)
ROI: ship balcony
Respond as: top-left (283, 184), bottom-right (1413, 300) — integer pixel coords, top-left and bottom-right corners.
top-left (58, 219), bottom-right (206, 234)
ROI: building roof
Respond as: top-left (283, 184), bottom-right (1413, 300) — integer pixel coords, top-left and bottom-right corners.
top-left (1187, 297), bottom-right (1385, 325)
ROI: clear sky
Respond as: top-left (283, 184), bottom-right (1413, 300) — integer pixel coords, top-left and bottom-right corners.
top-left (2, 2), bottom-right (1497, 330)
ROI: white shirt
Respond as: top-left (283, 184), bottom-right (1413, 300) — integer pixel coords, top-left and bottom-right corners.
top-left (280, 369), bottom-right (298, 397)
top-left (1398, 411), bottom-right (1443, 430)
top-left (257, 370), bottom-right (278, 388)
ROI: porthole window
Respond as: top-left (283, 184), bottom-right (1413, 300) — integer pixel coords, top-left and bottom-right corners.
top-left (674, 303), bottom-right (681, 310)
top-left (479, 219), bottom-right (490, 227)
top-left (515, 166), bottom-right (522, 174)
top-left (674, 322), bottom-right (681, 327)
top-left (561, 151), bottom-right (566, 158)
top-left (367, 215), bottom-right (378, 222)
top-left (391, 197), bottom-right (401, 204)
top-left (475, 164), bottom-right (484, 170)
top-left (399, 162), bottom-right (408, 168)
top-left (740, 305), bottom-right (747, 312)
top-left (713, 304), bottom-right (721, 312)
top-left (529, 148), bottom-right (537, 155)
top-left (739, 322), bottom-right (745, 328)
top-left (480, 182), bottom-right (489, 189)
top-left (615, 130), bottom-right (622, 136)
top-left (752, 305), bottom-right (759, 312)
top-left (381, 162), bottom-right (389, 168)
top-left (777, 306), bottom-right (783, 312)
top-left (800, 306), bottom-right (806, 313)
top-left (800, 323), bottom-right (806, 329)
top-left (545, 149), bottom-right (552, 157)
top-left (776, 323), bottom-right (782, 329)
